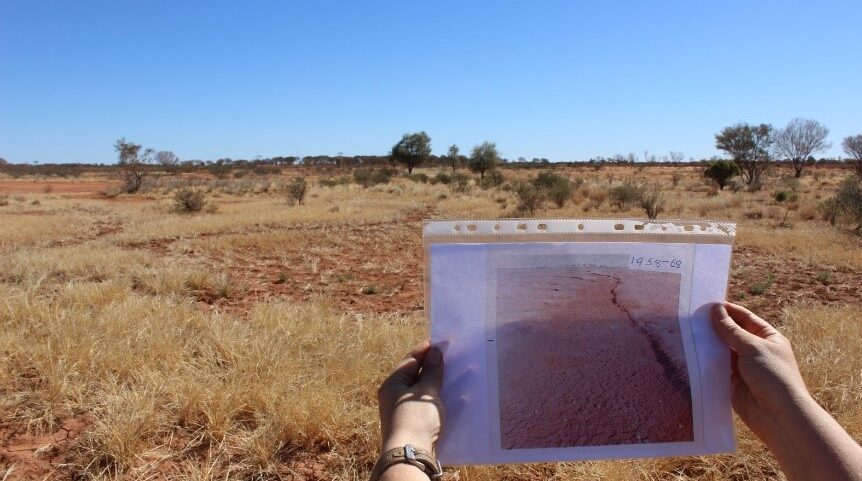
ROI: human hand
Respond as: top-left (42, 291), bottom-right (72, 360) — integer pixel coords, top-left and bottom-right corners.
top-left (711, 302), bottom-right (811, 438)
top-left (377, 340), bottom-right (444, 455)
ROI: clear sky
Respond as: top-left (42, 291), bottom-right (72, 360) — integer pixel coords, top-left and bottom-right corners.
top-left (1, 1), bottom-right (860, 164)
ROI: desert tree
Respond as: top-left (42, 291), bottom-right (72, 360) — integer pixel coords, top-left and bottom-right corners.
top-left (842, 134), bottom-right (862, 178)
top-left (390, 131), bottom-right (431, 174)
top-left (156, 150), bottom-right (179, 174)
top-left (469, 141), bottom-right (500, 179)
top-left (773, 118), bottom-right (831, 178)
top-left (114, 138), bottom-right (153, 193)
top-left (669, 151), bottom-right (684, 163)
top-left (704, 160), bottom-right (740, 190)
top-left (447, 144), bottom-right (460, 171)
top-left (715, 123), bottom-right (773, 187)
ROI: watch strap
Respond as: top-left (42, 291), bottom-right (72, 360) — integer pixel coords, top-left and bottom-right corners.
top-left (370, 444), bottom-right (442, 481)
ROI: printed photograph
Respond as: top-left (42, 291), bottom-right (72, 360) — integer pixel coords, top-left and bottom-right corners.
top-left (496, 266), bottom-right (694, 450)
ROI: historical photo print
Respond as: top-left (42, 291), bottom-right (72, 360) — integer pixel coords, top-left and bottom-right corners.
top-left (495, 265), bottom-right (694, 450)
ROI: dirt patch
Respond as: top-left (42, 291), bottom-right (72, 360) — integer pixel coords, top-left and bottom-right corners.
top-left (729, 245), bottom-right (862, 323)
top-left (0, 418), bottom-right (90, 480)
top-left (0, 180), bottom-right (116, 195)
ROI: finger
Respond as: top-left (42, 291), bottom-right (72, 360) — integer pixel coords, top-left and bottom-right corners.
top-left (385, 340), bottom-right (431, 388)
top-left (712, 303), bottom-right (759, 352)
top-left (417, 345), bottom-right (444, 393)
top-left (723, 302), bottom-right (779, 339)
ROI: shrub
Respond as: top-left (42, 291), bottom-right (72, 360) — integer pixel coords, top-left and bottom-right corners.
top-left (0, 194), bottom-right (8, 207)
top-left (173, 188), bottom-right (208, 213)
top-left (449, 173), bottom-right (471, 193)
top-left (252, 165), bottom-right (280, 176)
top-left (514, 181), bottom-right (545, 215)
top-left (637, 184), bottom-right (666, 220)
top-left (479, 170), bottom-right (506, 189)
top-left (834, 176), bottom-right (862, 232)
top-left (319, 176), bottom-right (350, 188)
top-left (353, 168), bottom-right (395, 188)
top-left (404, 172), bottom-right (429, 183)
top-left (609, 182), bottom-right (640, 209)
top-left (287, 176), bottom-right (308, 205)
top-left (818, 197), bottom-right (841, 225)
top-left (671, 172), bottom-right (682, 187)
top-left (531, 172), bottom-right (573, 208)
top-left (703, 160), bottom-right (740, 190)
top-left (775, 191), bottom-right (790, 202)
top-left (432, 172), bottom-right (451, 185)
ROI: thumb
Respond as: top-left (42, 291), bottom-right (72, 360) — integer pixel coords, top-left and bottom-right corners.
top-left (418, 346), bottom-right (444, 393)
top-left (712, 303), bottom-right (759, 353)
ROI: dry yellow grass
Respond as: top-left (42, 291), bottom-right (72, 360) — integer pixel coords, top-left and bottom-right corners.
top-left (1, 164), bottom-right (860, 480)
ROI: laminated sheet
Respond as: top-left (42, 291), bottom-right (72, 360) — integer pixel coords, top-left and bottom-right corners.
top-left (424, 219), bottom-right (736, 465)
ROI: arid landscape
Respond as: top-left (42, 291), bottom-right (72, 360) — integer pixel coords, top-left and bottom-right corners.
top-left (0, 161), bottom-right (861, 480)
top-left (496, 267), bottom-right (692, 450)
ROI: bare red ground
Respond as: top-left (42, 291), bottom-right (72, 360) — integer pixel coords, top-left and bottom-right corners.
top-left (0, 180), bottom-right (115, 195)
top-left (495, 267), bottom-right (692, 449)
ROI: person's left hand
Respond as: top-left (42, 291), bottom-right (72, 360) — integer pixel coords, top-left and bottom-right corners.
top-left (377, 340), bottom-right (445, 455)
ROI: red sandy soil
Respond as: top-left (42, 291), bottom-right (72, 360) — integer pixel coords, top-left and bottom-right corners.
top-left (3, 198), bottom-right (861, 478)
top-left (0, 180), bottom-right (116, 195)
top-left (495, 267), bottom-right (692, 449)
top-left (0, 418), bottom-right (89, 480)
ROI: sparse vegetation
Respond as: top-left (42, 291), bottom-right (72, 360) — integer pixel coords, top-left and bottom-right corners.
top-left (1, 161), bottom-right (861, 480)
top-left (173, 187), bottom-right (209, 213)
top-left (287, 176), bottom-right (309, 205)
top-left (704, 160), bottom-right (740, 190)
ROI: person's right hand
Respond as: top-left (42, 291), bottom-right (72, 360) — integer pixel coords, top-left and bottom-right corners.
top-left (711, 302), bottom-right (811, 439)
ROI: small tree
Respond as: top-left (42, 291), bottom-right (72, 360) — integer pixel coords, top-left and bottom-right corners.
top-left (469, 141), bottom-right (500, 179)
top-left (773, 118), bottom-right (831, 178)
top-left (715, 123), bottom-right (773, 186)
top-left (287, 176), bottom-right (308, 205)
top-left (156, 150), bottom-right (179, 173)
top-left (447, 144), bottom-right (460, 171)
top-left (669, 151), bottom-right (685, 163)
top-left (704, 160), bottom-right (740, 190)
top-left (391, 131), bottom-right (431, 174)
top-left (842, 134), bottom-right (862, 178)
top-left (114, 138), bottom-right (153, 193)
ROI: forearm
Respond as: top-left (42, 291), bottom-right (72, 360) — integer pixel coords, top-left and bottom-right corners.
top-left (762, 394), bottom-right (862, 481)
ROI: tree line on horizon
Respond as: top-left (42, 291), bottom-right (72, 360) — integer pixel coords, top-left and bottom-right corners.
top-left (1, 118), bottom-right (861, 180)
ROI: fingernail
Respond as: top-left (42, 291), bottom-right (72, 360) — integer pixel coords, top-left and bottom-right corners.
top-left (426, 347), bottom-right (442, 366)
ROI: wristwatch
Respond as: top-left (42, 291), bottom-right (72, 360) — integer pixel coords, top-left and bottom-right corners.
top-left (370, 444), bottom-right (443, 480)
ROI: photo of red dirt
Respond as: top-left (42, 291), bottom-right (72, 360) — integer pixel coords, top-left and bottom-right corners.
top-left (496, 266), bottom-right (693, 449)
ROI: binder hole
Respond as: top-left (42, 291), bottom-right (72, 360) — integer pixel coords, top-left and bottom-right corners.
top-left (614, 223), bottom-right (625, 231)
top-left (537, 223), bottom-right (548, 231)
top-left (494, 224), bottom-right (501, 231)
top-left (577, 224), bottom-right (584, 230)
top-left (634, 224), bottom-right (645, 231)
top-left (517, 223), bottom-right (527, 231)
top-left (453, 224), bottom-right (461, 232)
top-left (467, 224), bottom-right (477, 232)
top-left (684, 225), bottom-right (694, 232)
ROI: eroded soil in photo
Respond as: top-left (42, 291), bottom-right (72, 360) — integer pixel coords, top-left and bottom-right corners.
top-left (496, 267), bottom-right (693, 449)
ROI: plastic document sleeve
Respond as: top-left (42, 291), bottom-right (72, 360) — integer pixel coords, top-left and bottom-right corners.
top-left (423, 219), bottom-right (737, 466)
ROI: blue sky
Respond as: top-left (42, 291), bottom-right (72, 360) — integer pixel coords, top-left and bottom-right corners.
top-left (1, 1), bottom-right (860, 164)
